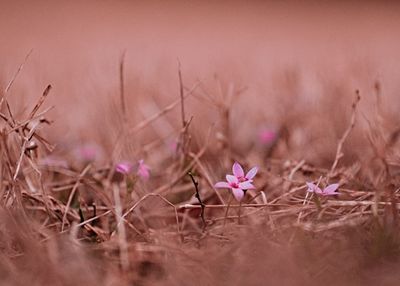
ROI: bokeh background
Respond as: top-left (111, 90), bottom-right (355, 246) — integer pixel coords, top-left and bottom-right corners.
top-left (1, 0), bottom-right (400, 164)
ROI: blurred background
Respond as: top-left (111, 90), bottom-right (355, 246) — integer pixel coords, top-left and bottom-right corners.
top-left (1, 0), bottom-right (400, 164)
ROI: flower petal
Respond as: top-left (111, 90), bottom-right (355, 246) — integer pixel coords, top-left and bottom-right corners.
top-left (245, 166), bottom-right (258, 180)
top-left (226, 174), bottom-right (238, 184)
top-left (306, 182), bottom-right (322, 194)
top-left (137, 159), bottom-right (150, 180)
top-left (116, 162), bottom-right (133, 174)
top-left (239, 181), bottom-right (255, 190)
top-left (232, 162), bottom-right (244, 178)
top-left (306, 182), bottom-right (316, 190)
top-left (323, 184), bottom-right (339, 195)
top-left (231, 188), bottom-right (245, 202)
top-left (214, 182), bottom-right (231, 189)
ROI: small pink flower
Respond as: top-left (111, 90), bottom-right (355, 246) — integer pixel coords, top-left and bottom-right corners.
top-left (116, 161), bottom-right (133, 175)
top-left (74, 143), bottom-right (103, 162)
top-left (258, 129), bottom-right (277, 145)
top-left (215, 162), bottom-right (258, 202)
top-left (137, 159), bottom-right (150, 180)
top-left (168, 139), bottom-right (179, 154)
top-left (306, 182), bottom-right (339, 196)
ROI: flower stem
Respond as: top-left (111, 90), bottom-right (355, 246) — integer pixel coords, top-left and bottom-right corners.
top-left (222, 195), bottom-right (233, 234)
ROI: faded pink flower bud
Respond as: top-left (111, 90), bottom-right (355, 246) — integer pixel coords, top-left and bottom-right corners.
top-left (258, 129), bottom-right (277, 145)
top-left (74, 143), bottom-right (103, 162)
top-left (137, 159), bottom-right (150, 180)
top-left (115, 161), bottom-right (133, 175)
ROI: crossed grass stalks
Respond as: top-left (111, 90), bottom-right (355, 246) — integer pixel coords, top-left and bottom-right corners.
top-left (2, 52), bottom-right (400, 278)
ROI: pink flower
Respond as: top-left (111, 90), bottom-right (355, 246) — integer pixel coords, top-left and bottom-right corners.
top-left (258, 129), bottom-right (277, 145)
top-left (215, 162), bottom-right (258, 202)
top-left (74, 143), bottom-right (103, 162)
top-left (116, 161), bottom-right (133, 175)
top-left (137, 159), bottom-right (150, 180)
top-left (168, 139), bottom-right (179, 154)
top-left (232, 162), bottom-right (258, 182)
top-left (306, 182), bottom-right (339, 196)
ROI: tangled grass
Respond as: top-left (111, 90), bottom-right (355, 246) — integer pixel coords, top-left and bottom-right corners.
top-left (1, 57), bottom-right (400, 286)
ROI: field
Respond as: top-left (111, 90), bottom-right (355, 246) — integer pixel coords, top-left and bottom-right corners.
top-left (2, 1), bottom-right (400, 285)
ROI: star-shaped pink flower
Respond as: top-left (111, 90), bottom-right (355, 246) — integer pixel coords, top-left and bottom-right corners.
top-left (306, 182), bottom-right (339, 196)
top-left (215, 162), bottom-right (258, 202)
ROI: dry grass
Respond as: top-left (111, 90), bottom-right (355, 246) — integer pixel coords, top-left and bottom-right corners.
top-left (2, 55), bottom-right (400, 286)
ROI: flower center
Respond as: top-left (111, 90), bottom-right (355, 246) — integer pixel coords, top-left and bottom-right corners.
top-left (230, 182), bottom-right (239, 188)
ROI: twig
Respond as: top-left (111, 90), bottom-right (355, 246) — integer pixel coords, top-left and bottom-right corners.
top-left (61, 164), bottom-right (91, 231)
top-left (288, 159), bottom-right (305, 181)
top-left (119, 51), bottom-right (127, 122)
top-left (178, 202), bottom-right (275, 209)
top-left (329, 91), bottom-right (361, 177)
top-left (27, 85), bottom-right (52, 121)
top-left (113, 183), bottom-right (130, 272)
top-left (8, 105), bottom-right (54, 134)
top-left (154, 134), bottom-right (209, 195)
top-left (222, 195), bottom-right (233, 234)
top-left (177, 116), bottom-right (192, 168)
top-left (0, 49), bottom-right (33, 109)
top-left (178, 60), bottom-right (186, 128)
top-left (188, 153), bottom-right (225, 204)
top-left (129, 82), bottom-right (199, 135)
top-left (324, 200), bottom-right (400, 208)
top-left (1, 106), bottom-right (55, 152)
top-left (176, 62), bottom-right (192, 171)
top-left (75, 210), bottom-right (112, 228)
top-left (111, 82), bottom-right (200, 160)
top-left (188, 171), bottom-right (206, 230)
top-left (13, 120), bottom-right (41, 181)
top-left (121, 193), bottom-right (181, 236)
top-left (238, 201), bottom-right (242, 224)
top-left (260, 191), bottom-right (276, 230)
